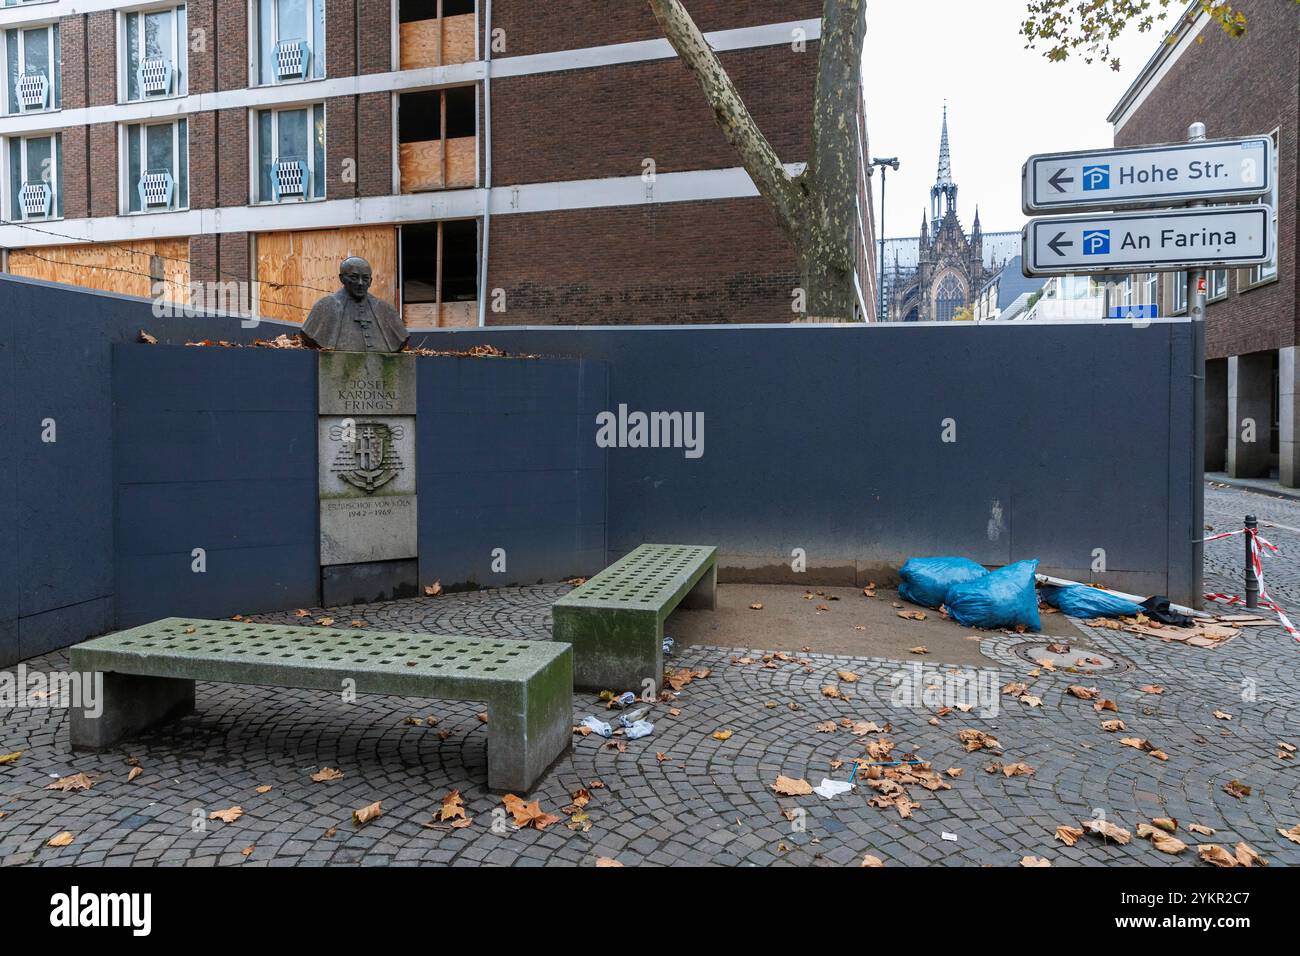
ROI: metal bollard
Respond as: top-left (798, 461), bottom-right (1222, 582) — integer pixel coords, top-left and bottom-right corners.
top-left (1244, 514), bottom-right (1260, 609)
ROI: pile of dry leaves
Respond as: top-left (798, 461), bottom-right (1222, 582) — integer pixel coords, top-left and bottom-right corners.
top-left (139, 329), bottom-right (533, 359)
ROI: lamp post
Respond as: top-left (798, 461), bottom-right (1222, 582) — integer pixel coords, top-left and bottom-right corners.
top-left (869, 157), bottom-right (899, 321)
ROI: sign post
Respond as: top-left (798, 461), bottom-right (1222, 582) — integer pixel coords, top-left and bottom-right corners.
top-left (1185, 123), bottom-right (1209, 610)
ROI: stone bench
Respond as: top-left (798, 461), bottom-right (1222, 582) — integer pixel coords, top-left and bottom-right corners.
top-left (552, 544), bottom-right (717, 692)
top-left (68, 617), bottom-right (573, 793)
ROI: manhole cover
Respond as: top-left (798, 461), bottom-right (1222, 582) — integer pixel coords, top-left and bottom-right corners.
top-left (1010, 640), bottom-right (1133, 675)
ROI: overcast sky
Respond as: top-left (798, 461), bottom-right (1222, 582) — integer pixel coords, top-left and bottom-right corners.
top-left (862, 0), bottom-right (1173, 239)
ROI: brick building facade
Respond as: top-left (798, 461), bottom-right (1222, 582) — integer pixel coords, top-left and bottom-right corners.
top-left (1108, 0), bottom-right (1297, 481)
top-left (0, 1), bottom-right (876, 327)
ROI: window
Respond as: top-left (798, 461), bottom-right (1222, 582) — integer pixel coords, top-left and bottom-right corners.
top-left (1121, 275), bottom-right (1133, 307)
top-left (254, 0), bottom-right (325, 85)
top-left (400, 0), bottom-right (475, 21)
top-left (1059, 274), bottom-right (1093, 300)
top-left (397, 85), bottom-right (476, 192)
top-left (934, 273), bottom-right (963, 322)
top-left (4, 23), bottom-right (60, 114)
top-left (255, 104), bottom-right (325, 202)
top-left (400, 219), bottom-right (480, 326)
top-left (6, 132), bottom-right (62, 220)
top-left (1143, 272), bottom-right (1158, 305)
top-left (1247, 129), bottom-right (1279, 287)
top-left (1171, 270), bottom-right (1187, 314)
top-left (1209, 268), bottom-right (1228, 300)
top-left (125, 119), bottom-right (188, 212)
top-left (123, 6), bottom-right (188, 101)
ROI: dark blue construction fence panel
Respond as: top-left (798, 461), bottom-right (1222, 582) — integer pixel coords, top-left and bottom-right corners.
top-left (0, 276), bottom-right (282, 666)
top-left (112, 345), bottom-right (321, 628)
top-left (417, 356), bottom-right (609, 590)
top-left (399, 322), bottom-right (1198, 605)
top-left (111, 349), bottom-right (609, 629)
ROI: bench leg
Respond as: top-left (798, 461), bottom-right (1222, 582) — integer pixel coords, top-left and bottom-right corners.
top-left (681, 562), bottom-right (717, 611)
top-left (553, 607), bottom-right (662, 694)
top-left (485, 645), bottom-right (573, 793)
top-left (70, 671), bottom-right (195, 752)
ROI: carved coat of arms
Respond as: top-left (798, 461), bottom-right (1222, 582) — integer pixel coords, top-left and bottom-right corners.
top-left (328, 422), bottom-right (405, 494)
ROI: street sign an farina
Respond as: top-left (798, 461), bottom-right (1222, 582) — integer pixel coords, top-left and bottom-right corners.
top-left (1022, 205), bottom-right (1272, 276)
top-left (1022, 137), bottom-right (1272, 214)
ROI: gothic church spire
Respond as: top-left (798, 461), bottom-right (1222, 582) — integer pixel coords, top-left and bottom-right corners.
top-left (930, 104), bottom-right (958, 231)
top-left (936, 104), bottom-right (953, 186)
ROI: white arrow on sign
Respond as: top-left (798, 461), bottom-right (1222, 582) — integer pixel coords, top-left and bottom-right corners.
top-left (1022, 137), bottom-right (1272, 214)
top-left (1022, 205), bottom-right (1272, 276)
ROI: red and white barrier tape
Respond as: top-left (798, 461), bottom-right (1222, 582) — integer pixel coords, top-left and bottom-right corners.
top-left (1201, 527), bottom-right (1299, 642)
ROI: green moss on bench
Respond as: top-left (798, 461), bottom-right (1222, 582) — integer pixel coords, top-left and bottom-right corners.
top-left (69, 618), bottom-right (572, 793)
top-left (552, 544), bottom-right (717, 692)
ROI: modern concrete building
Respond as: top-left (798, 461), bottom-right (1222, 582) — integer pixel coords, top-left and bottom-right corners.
top-left (1108, 0), bottom-right (1296, 481)
top-left (0, 1), bottom-right (876, 327)
top-left (971, 255), bottom-right (1043, 321)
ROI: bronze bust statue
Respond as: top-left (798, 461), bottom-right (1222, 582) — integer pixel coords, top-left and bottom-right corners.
top-left (302, 257), bottom-right (409, 353)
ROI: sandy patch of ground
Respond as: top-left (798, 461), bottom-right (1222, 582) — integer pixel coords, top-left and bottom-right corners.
top-left (667, 583), bottom-right (1082, 667)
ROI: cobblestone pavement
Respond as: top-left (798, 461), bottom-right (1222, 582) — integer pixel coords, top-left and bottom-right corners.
top-left (1, 484), bottom-right (1298, 867)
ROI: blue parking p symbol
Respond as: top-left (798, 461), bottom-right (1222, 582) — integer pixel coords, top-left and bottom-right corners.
top-left (1083, 230), bottom-right (1111, 255)
top-left (1083, 165), bottom-right (1110, 190)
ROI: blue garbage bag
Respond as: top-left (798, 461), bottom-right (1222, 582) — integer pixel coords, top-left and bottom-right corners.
top-left (1040, 584), bottom-right (1141, 619)
top-left (898, 556), bottom-right (988, 608)
top-left (945, 559), bottom-right (1041, 631)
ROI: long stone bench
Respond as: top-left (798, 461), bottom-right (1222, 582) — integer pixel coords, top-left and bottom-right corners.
top-left (68, 617), bottom-right (572, 793)
top-left (552, 544), bottom-right (717, 692)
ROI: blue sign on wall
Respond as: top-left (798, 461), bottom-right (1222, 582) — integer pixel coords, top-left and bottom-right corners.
top-left (1108, 303), bottom-right (1159, 320)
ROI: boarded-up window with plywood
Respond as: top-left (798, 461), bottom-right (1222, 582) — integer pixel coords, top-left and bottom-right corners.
top-left (398, 0), bottom-right (476, 70)
top-left (255, 225), bottom-right (397, 324)
top-left (400, 219), bottom-right (479, 329)
top-left (7, 238), bottom-right (190, 302)
top-left (398, 85), bottom-right (476, 193)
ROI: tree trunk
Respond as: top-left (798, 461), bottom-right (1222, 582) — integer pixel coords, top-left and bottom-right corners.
top-left (649, 0), bottom-right (865, 322)
top-left (802, 0), bottom-right (865, 320)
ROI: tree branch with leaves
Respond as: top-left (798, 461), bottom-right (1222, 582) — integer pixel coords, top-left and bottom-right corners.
top-left (1019, 0), bottom-right (1293, 70)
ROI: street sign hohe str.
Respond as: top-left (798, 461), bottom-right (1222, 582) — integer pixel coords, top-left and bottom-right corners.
top-left (1022, 136), bottom-right (1272, 214)
top-left (1022, 205), bottom-right (1272, 276)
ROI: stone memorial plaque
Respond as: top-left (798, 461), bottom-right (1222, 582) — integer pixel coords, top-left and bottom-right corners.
top-left (317, 352), bottom-right (418, 568)
top-left (318, 351), bottom-right (416, 416)
top-left (318, 416), bottom-right (417, 566)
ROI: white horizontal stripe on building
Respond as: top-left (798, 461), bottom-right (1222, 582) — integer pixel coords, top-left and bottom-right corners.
top-left (0, 17), bottom-right (817, 135)
top-left (490, 20), bottom-right (821, 78)
top-left (0, 163), bottom-right (807, 247)
top-left (0, 62), bottom-right (488, 136)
